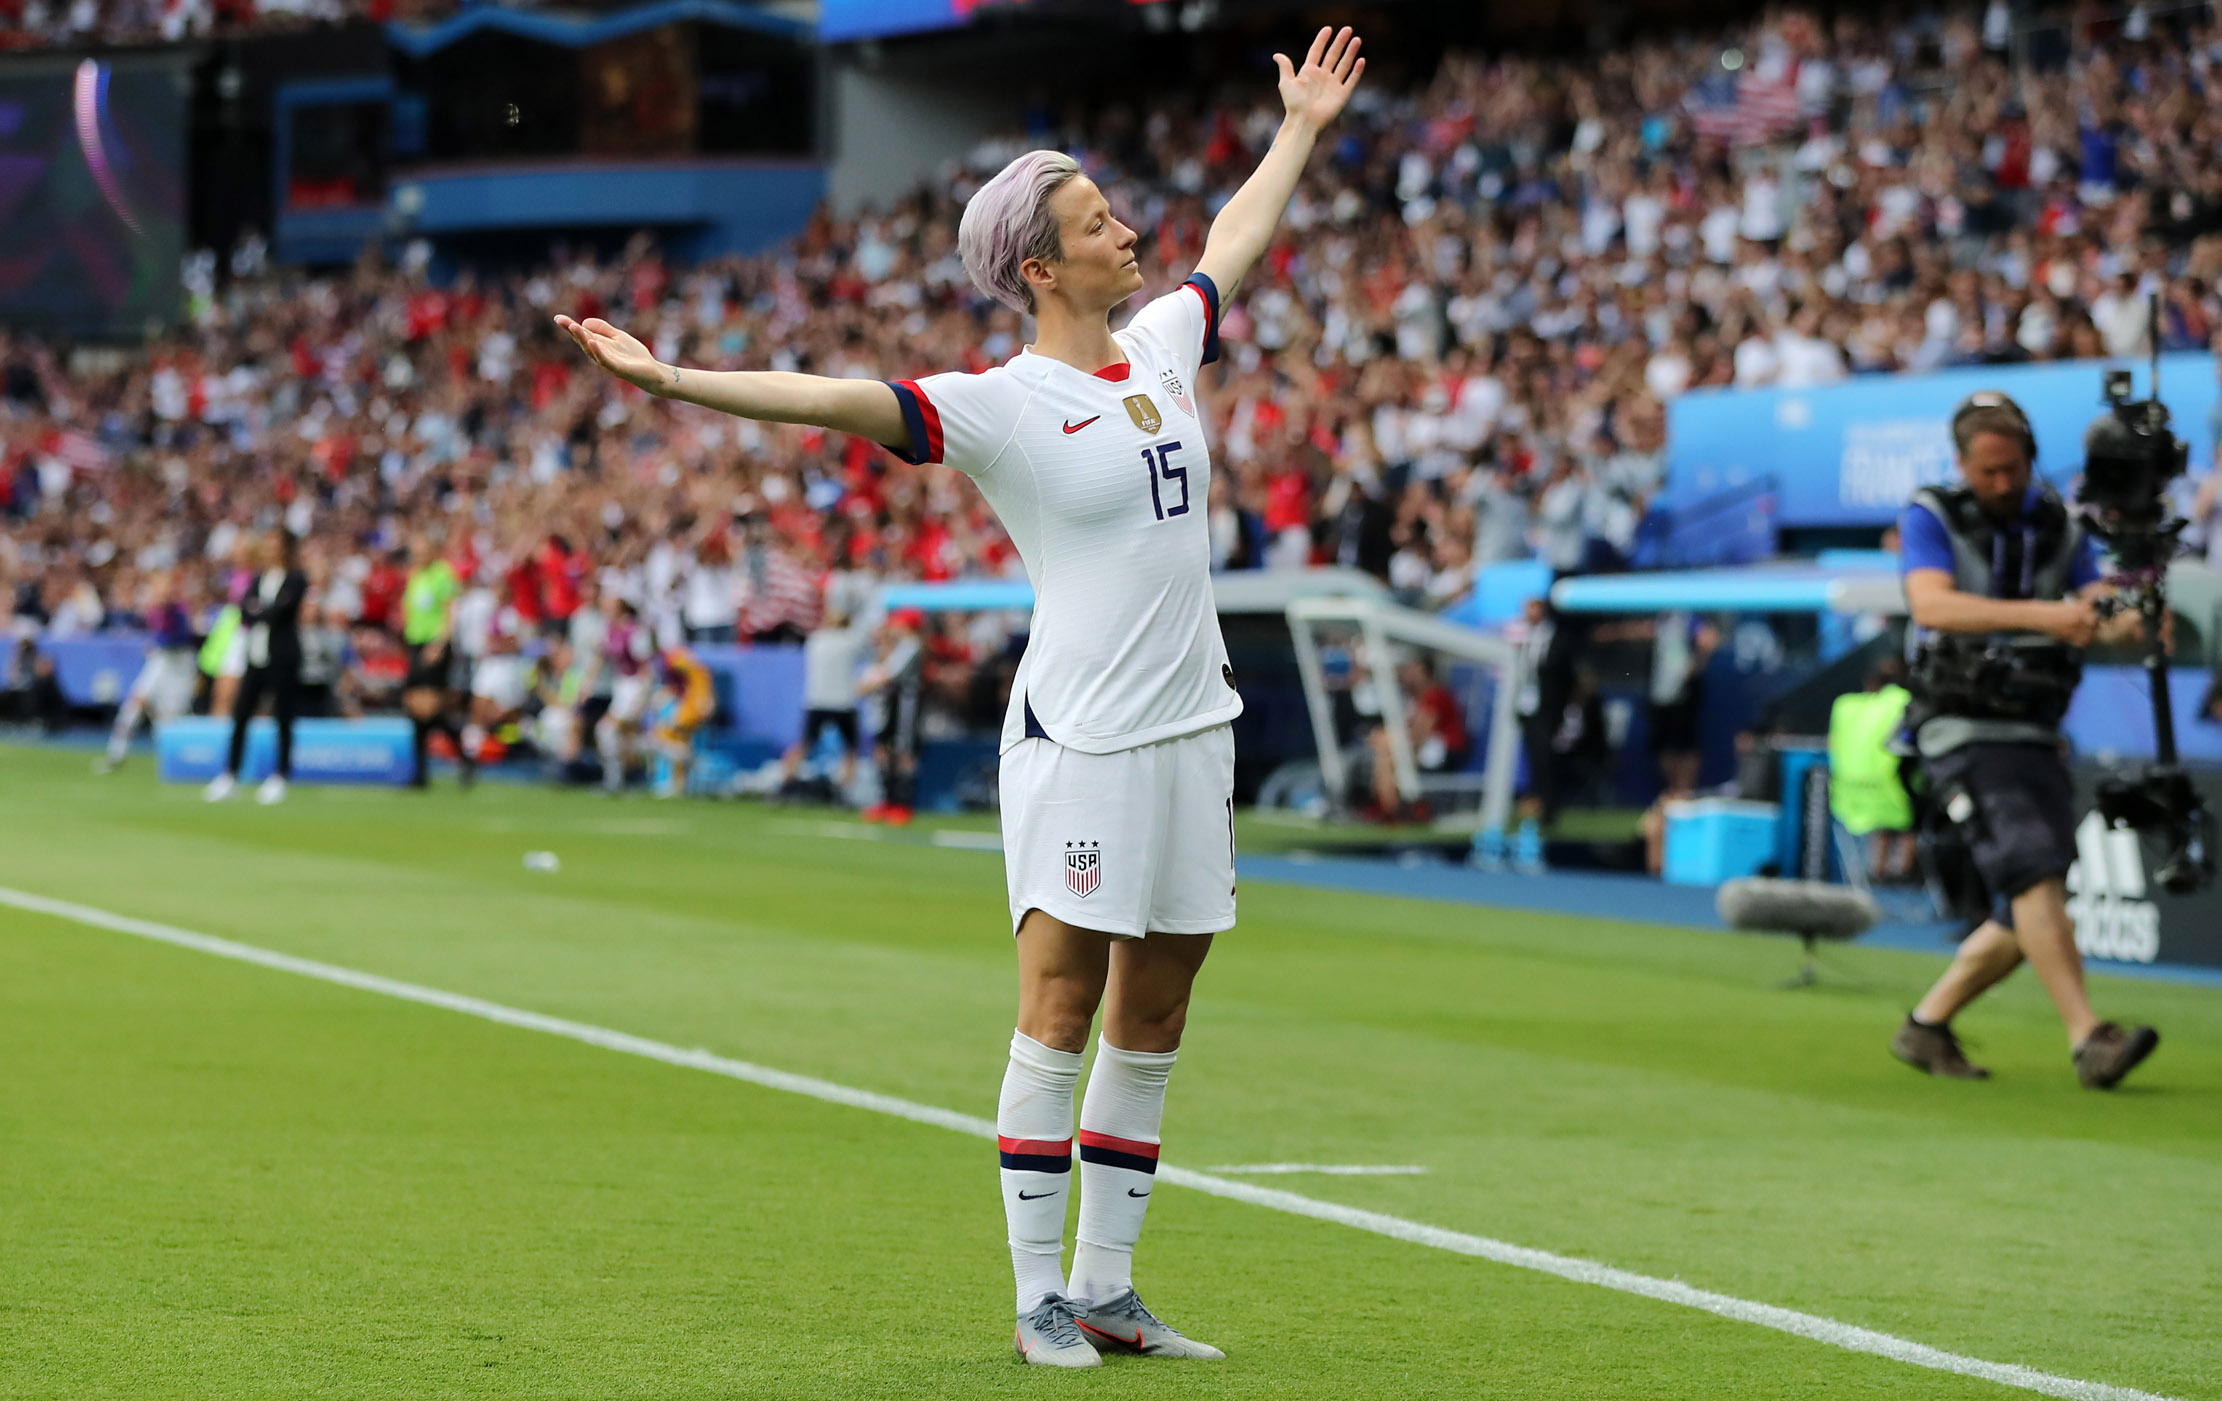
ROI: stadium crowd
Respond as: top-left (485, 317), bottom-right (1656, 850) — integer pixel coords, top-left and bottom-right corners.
top-left (0, 0), bottom-right (446, 50)
top-left (10, 2), bottom-right (2222, 779)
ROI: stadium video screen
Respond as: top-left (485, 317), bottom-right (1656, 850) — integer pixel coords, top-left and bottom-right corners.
top-left (0, 56), bottom-right (185, 338)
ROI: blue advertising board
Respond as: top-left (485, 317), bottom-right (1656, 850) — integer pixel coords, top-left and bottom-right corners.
top-left (36, 632), bottom-right (152, 706)
top-left (1667, 355), bottom-right (2221, 528)
top-left (820, 0), bottom-right (970, 41)
top-left (157, 718), bottom-right (417, 786)
top-left (819, 0), bottom-right (1162, 42)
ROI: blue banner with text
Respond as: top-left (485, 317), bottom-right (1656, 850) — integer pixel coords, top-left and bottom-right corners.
top-left (1667, 355), bottom-right (2220, 528)
top-left (157, 718), bottom-right (418, 786)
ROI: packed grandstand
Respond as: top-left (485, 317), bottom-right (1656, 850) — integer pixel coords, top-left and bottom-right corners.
top-left (8, 2), bottom-right (2222, 765)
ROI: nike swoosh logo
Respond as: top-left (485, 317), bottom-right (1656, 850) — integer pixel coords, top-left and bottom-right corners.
top-left (1018, 1189), bottom-right (1057, 1200)
top-left (1127, 1188), bottom-right (1151, 1198)
top-left (1062, 416), bottom-right (1101, 434)
top-left (1078, 1319), bottom-right (1146, 1350)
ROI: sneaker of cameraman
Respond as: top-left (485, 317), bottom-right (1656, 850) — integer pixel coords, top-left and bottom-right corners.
top-left (1890, 392), bottom-right (2161, 1090)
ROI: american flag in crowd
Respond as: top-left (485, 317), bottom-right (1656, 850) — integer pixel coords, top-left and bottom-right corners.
top-left (47, 428), bottom-right (114, 472)
top-left (735, 547), bottom-right (824, 637)
top-left (1685, 63), bottom-right (1804, 146)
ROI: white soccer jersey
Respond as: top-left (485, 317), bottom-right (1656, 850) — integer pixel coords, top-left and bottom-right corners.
top-left (885, 275), bottom-right (1241, 755)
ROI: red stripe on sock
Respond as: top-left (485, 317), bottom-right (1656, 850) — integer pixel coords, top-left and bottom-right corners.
top-left (1077, 1129), bottom-right (1159, 1159)
top-left (997, 1136), bottom-right (1072, 1157)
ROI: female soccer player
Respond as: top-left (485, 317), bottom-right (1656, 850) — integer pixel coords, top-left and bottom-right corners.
top-left (557, 27), bottom-right (1363, 1366)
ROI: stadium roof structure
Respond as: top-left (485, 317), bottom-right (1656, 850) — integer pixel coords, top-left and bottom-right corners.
top-left (386, 0), bottom-right (808, 56)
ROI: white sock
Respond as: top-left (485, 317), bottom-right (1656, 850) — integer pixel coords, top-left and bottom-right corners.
top-left (596, 720), bottom-right (623, 790)
top-left (998, 1030), bottom-right (1081, 1314)
top-left (107, 699), bottom-right (143, 762)
top-left (1070, 1038), bottom-right (1176, 1306)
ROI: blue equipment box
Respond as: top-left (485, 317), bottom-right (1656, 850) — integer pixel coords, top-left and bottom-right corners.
top-left (1662, 798), bottom-right (1782, 887)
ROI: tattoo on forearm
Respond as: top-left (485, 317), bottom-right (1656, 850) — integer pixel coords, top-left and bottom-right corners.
top-left (668, 366), bottom-right (682, 386)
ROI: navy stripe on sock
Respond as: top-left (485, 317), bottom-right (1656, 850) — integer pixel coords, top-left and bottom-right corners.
top-left (1077, 1143), bottom-right (1159, 1175)
top-left (999, 1151), bottom-right (1073, 1173)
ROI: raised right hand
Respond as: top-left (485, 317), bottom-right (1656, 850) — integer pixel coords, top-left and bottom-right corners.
top-left (555, 315), bottom-right (671, 395)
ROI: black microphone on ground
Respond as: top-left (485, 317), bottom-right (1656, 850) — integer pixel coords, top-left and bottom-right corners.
top-left (1716, 878), bottom-right (1881, 988)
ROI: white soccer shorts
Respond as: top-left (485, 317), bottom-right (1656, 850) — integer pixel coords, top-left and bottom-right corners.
top-left (999, 723), bottom-right (1236, 939)
top-left (135, 649), bottom-right (200, 720)
top-left (608, 674), bottom-right (652, 724)
top-left (470, 655), bottom-right (528, 711)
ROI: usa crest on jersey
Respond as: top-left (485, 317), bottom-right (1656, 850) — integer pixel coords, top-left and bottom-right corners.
top-left (1160, 368), bottom-right (1193, 418)
top-left (1064, 841), bottom-right (1101, 897)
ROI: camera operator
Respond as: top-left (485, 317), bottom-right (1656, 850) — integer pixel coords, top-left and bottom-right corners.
top-left (1889, 392), bottom-right (2161, 1090)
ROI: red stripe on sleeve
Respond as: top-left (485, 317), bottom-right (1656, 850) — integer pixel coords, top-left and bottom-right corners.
top-left (1183, 280), bottom-right (1217, 341)
top-left (900, 378), bottom-right (944, 463)
top-left (1077, 1129), bottom-right (1160, 1159)
top-left (998, 1136), bottom-right (1073, 1157)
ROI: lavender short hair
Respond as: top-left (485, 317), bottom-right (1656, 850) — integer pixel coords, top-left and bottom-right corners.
top-left (958, 150), bottom-right (1083, 315)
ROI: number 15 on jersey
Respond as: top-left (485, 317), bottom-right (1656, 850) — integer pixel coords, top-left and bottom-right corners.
top-left (1142, 441), bottom-right (1188, 521)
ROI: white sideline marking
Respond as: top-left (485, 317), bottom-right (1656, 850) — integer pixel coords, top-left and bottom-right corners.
top-left (1207, 1163), bottom-right (1430, 1176)
top-left (768, 819), bottom-right (1005, 853)
top-left (769, 820), bottom-right (884, 842)
top-left (0, 882), bottom-right (2177, 1401)
top-left (928, 830), bottom-right (1004, 851)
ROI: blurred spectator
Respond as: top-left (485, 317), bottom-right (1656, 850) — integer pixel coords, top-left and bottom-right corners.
top-left (3, 637), bottom-right (65, 729)
top-left (783, 605), bottom-right (867, 798)
top-left (1829, 658), bottom-right (1917, 883)
top-left (1360, 653), bottom-right (1472, 821)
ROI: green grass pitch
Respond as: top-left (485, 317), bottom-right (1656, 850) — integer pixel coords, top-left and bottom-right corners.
top-left (1, 744), bottom-right (2217, 1399)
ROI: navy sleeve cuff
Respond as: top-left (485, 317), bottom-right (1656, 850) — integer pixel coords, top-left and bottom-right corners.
top-left (882, 380), bottom-right (940, 465)
top-left (1184, 273), bottom-right (1221, 366)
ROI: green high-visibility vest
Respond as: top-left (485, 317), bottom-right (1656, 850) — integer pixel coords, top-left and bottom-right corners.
top-left (199, 605), bottom-right (240, 678)
top-left (1828, 685), bottom-right (1913, 835)
top-left (402, 561), bottom-right (459, 646)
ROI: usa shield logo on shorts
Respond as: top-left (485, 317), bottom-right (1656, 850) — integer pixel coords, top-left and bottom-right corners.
top-left (1064, 841), bottom-right (1101, 898)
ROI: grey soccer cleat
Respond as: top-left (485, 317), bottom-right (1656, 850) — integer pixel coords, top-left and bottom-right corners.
top-left (1072, 1289), bottom-right (1225, 1360)
top-left (1014, 1295), bottom-right (1101, 1368)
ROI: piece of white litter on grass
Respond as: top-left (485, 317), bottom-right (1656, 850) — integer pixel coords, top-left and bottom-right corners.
top-left (523, 851), bottom-right (561, 873)
top-left (1207, 1164), bottom-right (1430, 1176)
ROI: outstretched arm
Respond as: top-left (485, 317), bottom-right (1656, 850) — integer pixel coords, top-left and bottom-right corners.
top-left (555, 315), bottom-right (910, 448)
top-left (1194, 26), bottom-right (1364, 300)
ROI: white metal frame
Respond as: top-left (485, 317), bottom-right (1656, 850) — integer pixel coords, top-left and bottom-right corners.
top-left (1285, 596), bottom-right (1523, 833)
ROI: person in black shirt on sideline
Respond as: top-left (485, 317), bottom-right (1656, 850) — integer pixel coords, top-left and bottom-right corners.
top-left (204, 531), bottom-right (306, 806)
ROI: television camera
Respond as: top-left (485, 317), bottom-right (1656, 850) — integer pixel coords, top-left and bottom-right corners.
top-left (2074, 300), bottom-right (2214, 894)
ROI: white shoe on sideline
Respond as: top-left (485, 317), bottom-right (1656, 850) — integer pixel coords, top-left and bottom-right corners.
top-left (256, 776), bottom-right (288, 806)
top-left (203, 773), bottom-right (237, 803)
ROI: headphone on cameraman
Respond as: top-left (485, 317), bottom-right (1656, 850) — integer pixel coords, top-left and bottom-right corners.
top-left (1949, 391), bottom-right (2037, 462)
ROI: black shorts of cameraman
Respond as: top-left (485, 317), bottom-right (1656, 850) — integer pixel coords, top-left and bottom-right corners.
top-left (1920, 739), bottom-right (2078, 931)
